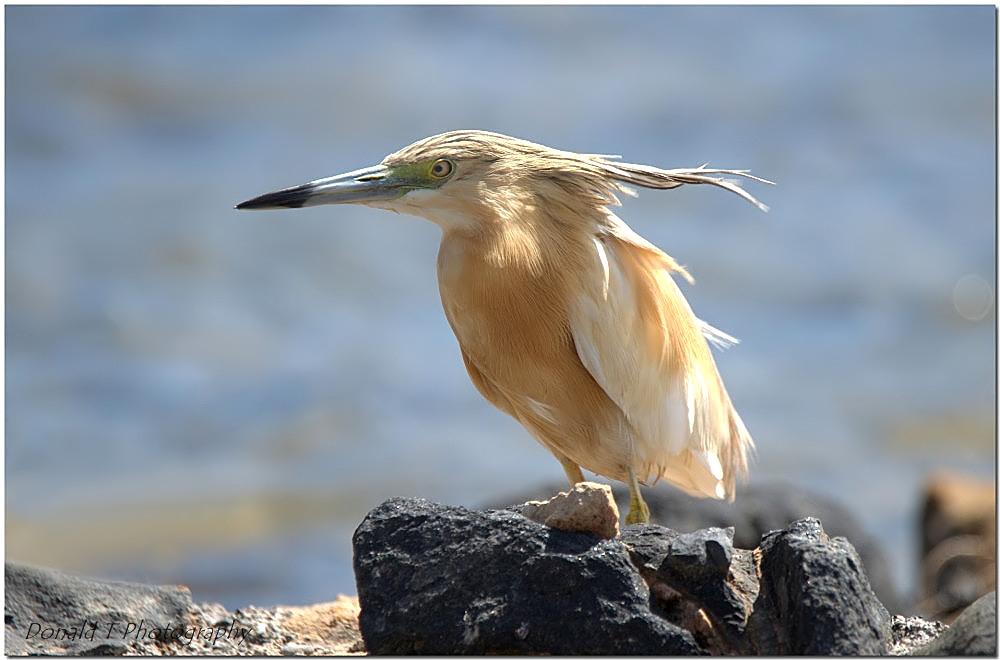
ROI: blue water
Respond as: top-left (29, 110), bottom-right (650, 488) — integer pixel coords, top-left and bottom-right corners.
top-left (6, 6), bottom-right (995, 608)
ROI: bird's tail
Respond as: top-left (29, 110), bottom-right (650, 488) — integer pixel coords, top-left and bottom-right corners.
top-left (653, 398), bottom-right (754, 501)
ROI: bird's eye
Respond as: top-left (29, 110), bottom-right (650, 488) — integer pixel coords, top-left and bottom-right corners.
top-left (430, 159), bottom-right (454, 179)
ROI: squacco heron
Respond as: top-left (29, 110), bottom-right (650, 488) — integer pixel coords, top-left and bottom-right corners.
top-left (237, 130), bottom-right (770, 524)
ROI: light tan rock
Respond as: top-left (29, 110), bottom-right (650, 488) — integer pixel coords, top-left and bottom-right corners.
top-left (277, 594), bottom-right (364, 655)
top-left (521, 481), bottom-right (620, 539)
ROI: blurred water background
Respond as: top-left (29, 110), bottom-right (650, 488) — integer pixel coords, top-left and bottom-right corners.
top-left (6, 6), bottom-right (995, 609)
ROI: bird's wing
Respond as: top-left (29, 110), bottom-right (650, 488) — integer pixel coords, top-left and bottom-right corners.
top-left (568, 217), bottom-right (753, 500)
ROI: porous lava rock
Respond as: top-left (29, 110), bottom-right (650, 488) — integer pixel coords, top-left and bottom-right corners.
top-left (746, 517), bottom-right (892, 655)
top-left (916, 591), bottom-right (996, 656)
top-left (353, 498), bottom-right (900, 655)
top-left (5, 562), bottom-right (193, 656)
top-left (352, 498), bottom-right (699, 654)
top-left (487, 480), bottom-right (901, 612)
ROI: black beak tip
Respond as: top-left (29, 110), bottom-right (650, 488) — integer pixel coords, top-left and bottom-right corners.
top-left (234, 190), bottom-right (310, 211)
top-left (235, 196), bottom-right (269, 210)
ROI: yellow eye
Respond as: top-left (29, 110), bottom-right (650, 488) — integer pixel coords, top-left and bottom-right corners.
top-left (430, 159), bottom-right (454, 178)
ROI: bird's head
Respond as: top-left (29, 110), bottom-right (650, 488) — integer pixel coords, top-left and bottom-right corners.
top-left (236, 130), bottom-right (772, 230)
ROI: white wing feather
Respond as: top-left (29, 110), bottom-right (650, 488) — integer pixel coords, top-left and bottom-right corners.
top-left (569, 227), bottom-right (752, 500)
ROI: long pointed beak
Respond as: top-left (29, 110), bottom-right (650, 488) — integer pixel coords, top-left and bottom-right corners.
top-left (236, 164), bottom-right (405, 210)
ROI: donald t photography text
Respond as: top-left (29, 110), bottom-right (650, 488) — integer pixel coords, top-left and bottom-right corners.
top-left (24, 619), bottom-right (250, 648)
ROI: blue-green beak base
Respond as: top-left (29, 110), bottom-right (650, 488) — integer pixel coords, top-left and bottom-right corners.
top-left (236, 164), bottom-right (404, 210)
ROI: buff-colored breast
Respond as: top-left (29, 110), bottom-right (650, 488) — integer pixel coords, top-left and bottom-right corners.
top-left (436, 226), bottom-right (633, 481)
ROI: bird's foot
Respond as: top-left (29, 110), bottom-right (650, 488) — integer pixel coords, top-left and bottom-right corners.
top-left (624, 494), bottom-right (651, 525)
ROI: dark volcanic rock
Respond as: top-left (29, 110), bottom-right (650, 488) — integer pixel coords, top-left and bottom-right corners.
top-left (5, 562), bottom-right (193, 655)
top-left (5, 562), bottom-right (363, 655)
top-left (487, 480), bottom-right (901, 612)
top-left (916, 592), bottom-right (996, 656)
top-left (747, 517), bottom-right (892, 655)
top-left (621, 525), bottom-right (757, 654)
top-left (352, 497), bottom-right (700, 655)
top-left (354, 498), bottom-right (908, 656)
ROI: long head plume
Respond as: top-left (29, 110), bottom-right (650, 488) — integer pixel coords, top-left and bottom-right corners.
top-left (597, 160), bottom-right (774, 212)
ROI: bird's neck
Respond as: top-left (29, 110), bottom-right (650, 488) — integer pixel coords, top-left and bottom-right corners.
top-left (438, 183), bottom-right (605, 277)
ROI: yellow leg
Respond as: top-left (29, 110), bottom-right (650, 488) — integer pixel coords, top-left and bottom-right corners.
top-left (624, 467), bottom-right (651, 525)
top-left (558, 456), bottom-right (585, 486)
